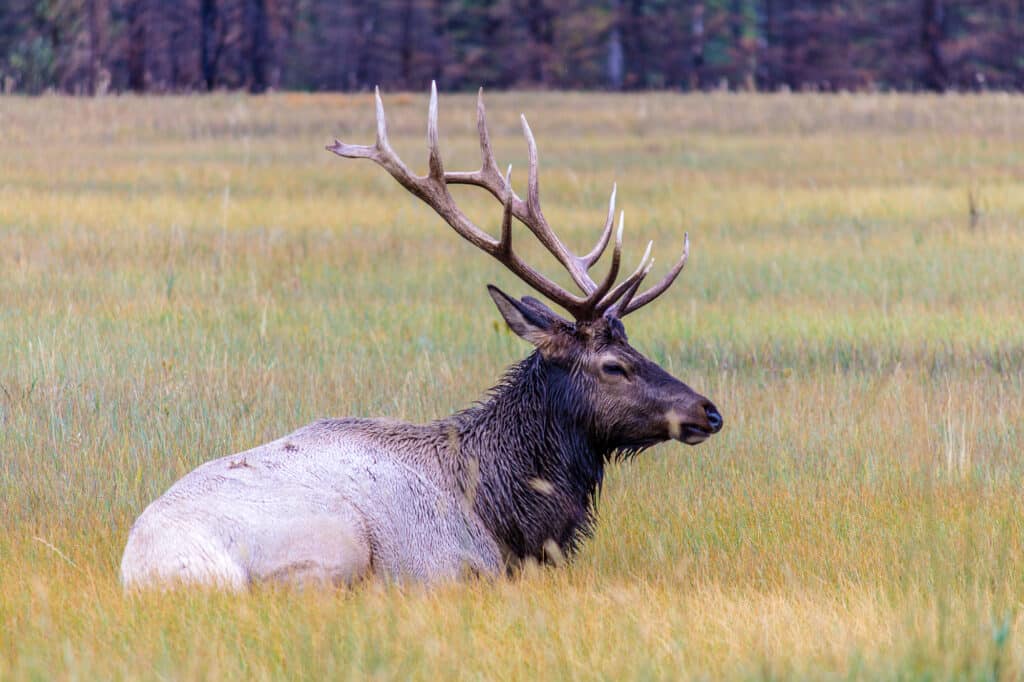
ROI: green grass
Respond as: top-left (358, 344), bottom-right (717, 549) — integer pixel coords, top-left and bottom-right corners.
top-left (1, 91), bottom-right (1023, 679)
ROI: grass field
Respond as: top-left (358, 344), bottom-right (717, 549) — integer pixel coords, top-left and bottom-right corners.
top-left (1, 90), bottom-right (1023, 679)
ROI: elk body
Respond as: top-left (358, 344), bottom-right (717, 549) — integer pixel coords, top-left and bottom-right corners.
top-left (120, 85), bottom-right (723, 590)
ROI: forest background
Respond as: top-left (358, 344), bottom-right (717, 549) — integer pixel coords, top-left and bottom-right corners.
top-left (1, 1), bottom-right (1023, 96)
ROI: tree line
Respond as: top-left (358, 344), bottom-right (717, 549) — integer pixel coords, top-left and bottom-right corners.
top-left (1, 1), bottom-right (1022, 95)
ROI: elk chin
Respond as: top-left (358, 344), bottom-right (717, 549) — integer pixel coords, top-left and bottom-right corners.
top-left (676, 426), bottom-right (712, 446)
top-left (666, 411), bottom-right (712, 446)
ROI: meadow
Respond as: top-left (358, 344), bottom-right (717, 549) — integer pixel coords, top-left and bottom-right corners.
top-left (1, 90), bottom-right (1023, 679)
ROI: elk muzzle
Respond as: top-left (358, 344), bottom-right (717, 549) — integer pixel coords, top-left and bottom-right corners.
top-left (667, 399), bottom-right (723, 445)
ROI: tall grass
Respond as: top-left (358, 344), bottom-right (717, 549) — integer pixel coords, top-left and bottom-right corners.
top-left (1, 91), bottom-right (1023, 679)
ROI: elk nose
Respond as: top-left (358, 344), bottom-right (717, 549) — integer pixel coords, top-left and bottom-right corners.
top-left (705, 404), bottom-right (723, 433)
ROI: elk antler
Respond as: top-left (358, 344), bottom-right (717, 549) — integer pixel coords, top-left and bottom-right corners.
top-left (327, 82), bottom-right (688, 320)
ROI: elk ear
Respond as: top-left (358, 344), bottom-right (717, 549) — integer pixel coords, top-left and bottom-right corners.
top-left (487, 285), bottom-right (562, 348)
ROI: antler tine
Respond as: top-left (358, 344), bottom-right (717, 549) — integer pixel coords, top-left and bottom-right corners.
top-left (516, 115), bottom-right (596, 294)
top-left (581, 184), bottom-right (617, 267)
top-left (608, 266), bottom-right (647, 317)
top-left (443, 87), bottom-right (507, 194)
top-left (581, 209), bottom-right (624, 309)
top-left (426, 81), bottom-right (444, 181)
top-left (375, 86), bottom-right (389, 149)
top-left (498, 165), bottom-right (513, 254)
top-left (476, 88), bottom-right (502, 184)
top-left (521, 115), bottom-right (542, 219)
top-left (324, 89), bottom-right (383, 160)
top-left (619, 233), bottom-right (689, 316)
top-left (595, 240), bottom-right (654, 316)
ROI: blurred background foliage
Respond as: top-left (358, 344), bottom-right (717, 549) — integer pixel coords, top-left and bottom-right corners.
top-left (0, 0), bottom-right (1022, 96)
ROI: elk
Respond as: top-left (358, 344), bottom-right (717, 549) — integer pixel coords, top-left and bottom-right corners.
top-left (120, 84), bottom-right (723, 590)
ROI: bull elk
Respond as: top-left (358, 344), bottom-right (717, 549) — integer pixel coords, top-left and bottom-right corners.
top-left (120, 84), bottom-right (723, 589)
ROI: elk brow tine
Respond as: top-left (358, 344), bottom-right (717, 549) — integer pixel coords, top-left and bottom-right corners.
top-left (329, 87), bottom-right (419, 187)
top-left (585, 209), bottom-right (624, 309)
top-left (596, 240), bottom-right (654, 314)
top-left (622, 233), bottom-right (690, 316)
top-left (581, 183), bottom-right (617, 267)
top-left (324, 90), bottom-right (386, 158)
top-left (326, 139), bottom-right (377, 159)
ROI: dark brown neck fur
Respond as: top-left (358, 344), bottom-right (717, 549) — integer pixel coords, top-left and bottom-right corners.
top-left (442, 351), bottom-right (609, 564)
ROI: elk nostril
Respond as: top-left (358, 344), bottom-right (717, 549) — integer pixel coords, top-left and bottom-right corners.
top-left (705, 406), bottom-right (723, 432)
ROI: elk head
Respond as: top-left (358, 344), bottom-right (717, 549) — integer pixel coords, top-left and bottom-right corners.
top-left (487, 287), bottom-right (721, 451)
top-left (328, 83), bottom-right (723, 452)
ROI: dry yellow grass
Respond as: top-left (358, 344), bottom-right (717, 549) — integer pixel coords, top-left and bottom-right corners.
top-left (1, 91), bottom-right (1023, 679)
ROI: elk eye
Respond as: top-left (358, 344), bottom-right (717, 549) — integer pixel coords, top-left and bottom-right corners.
top-left (601, 362), bottom-right (628, 377)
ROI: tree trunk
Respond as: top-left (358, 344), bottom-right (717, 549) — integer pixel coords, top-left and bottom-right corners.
top-left (921, 0), bottom-right (947, 91)
top-left (731, 0), bottom-right (755, 89)
top-left (757, 0), bottom-right (776, 89)
top-left (690, 3), bottom-right (705, 90)
top-left (400, 0), bottom-right (413, 88)
top-left (431, 0), bottom-right (445, 88)
top-left (607, 0), bottom-right (624, 90)
top-left (200, 0), bottom-right (218, 91)
top-left (624, 0), bottom-right (646, 89)
top-left (247, 0), bottom-right (270, 93)
top-left (128, 0), bottom-right (147, 92)
top-left (354, 2), bottom-right (377, 90)
top-left (525, 0), bottom-right (555, 86)
top-left (87, 0), bottom-right (108, 95)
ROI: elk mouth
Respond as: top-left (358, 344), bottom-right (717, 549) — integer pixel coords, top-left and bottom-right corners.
top-left (677, 425), bottom-right (713, 446)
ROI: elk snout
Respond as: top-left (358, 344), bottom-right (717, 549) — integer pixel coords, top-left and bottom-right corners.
top-left (704, 402), bottom-right (723, 433)
top-left (668, 397), bottom-right (723, 446)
